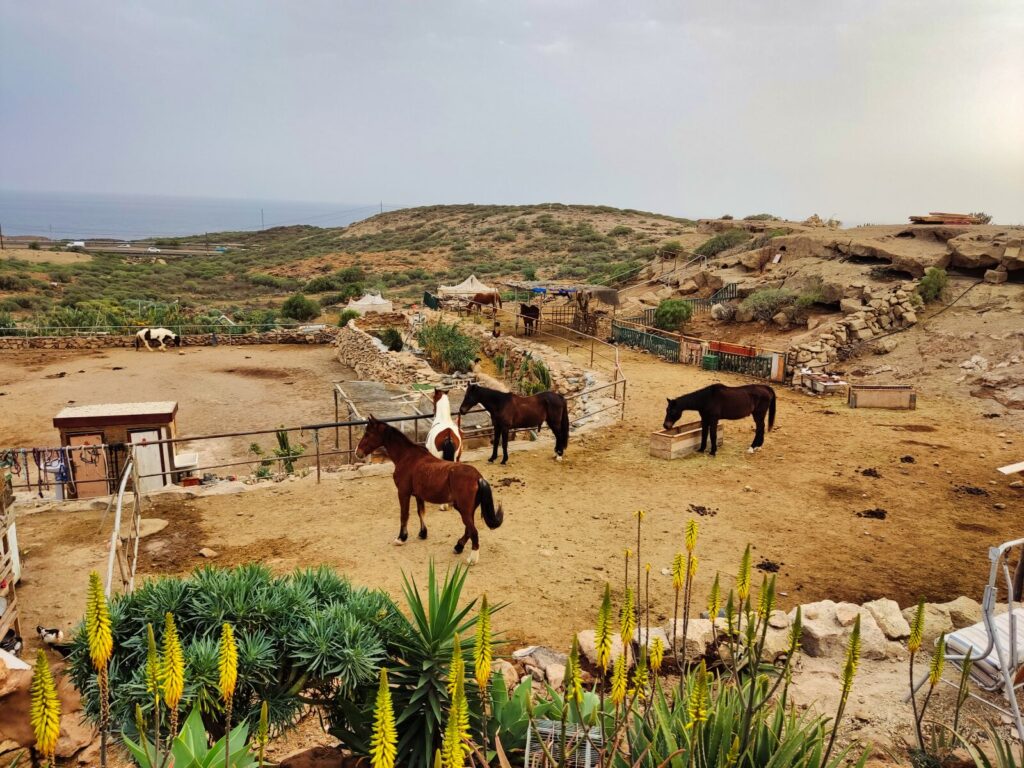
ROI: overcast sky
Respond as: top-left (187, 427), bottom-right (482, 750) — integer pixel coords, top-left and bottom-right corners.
top-left (2, 0), bottom-right (1022, 223)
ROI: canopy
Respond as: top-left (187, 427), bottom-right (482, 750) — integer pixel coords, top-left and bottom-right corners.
top-left (438, 274), bottom-right (495, 297)
top-left (346, 292), bottom-right (393, 314)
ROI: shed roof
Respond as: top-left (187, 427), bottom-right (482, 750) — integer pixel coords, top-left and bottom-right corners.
top-left (54, 401), bottom-right (178, 428)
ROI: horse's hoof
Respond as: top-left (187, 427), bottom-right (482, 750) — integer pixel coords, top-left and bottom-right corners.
top-left (487, 457), bottom-right (496, 464)
top-left (418, 529), bottom-right (428, 540)
top-left (453, 543), bottom-right (465, 554)
top-left (466, 550), bottom-right (479, 566)
top-left (554, 454), bottom-right (563, 462)
top-left (748, 448), bottom-right (755, 454)
top-left (392, 538), bottom-right (406, 546)
top-left (439, 504), bottom-right (448, 511)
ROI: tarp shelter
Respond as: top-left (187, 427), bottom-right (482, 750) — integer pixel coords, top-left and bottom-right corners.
top-left (346, 292), bottom-right (393, 315)
top-left (438, 275), bottom-right (495, 297)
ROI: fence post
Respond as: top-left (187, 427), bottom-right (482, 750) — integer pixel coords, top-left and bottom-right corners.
top-left (333, 389), bottom-right (340, 449)
top-left (590, 337), bottom-right (594, 367)
top-left (314, 429), bottom-right (321, 484)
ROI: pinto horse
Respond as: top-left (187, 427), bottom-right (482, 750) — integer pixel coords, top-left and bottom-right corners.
top-left (459, 382), bottom-right (569, 464)
top-left (134, 327), bottom-right (181, 351)
top-left (663, 383), bottom-right (776, 456)
top-left (355, 416), bottom-right (502, 564)
top-left (426, 388), bottom-right (463, 462)
top-left (470, 292), bottom-right (502, 315)
top-left (519, 304), bottom-right (540, 336)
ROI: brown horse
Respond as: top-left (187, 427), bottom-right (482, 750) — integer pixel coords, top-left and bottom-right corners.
top-left (663, 383), bottom-right (776, 456)
top-left (519, 304), bottom-right (540, 336)
top-left (459, 383), bottom-right (570, 464)
top-left (470, 292), bottom-right (502, 315)
top-left (355, 416), bottom-right (503, 564)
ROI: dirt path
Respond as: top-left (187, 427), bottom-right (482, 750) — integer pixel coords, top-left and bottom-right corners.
top-left (10, 345), bottom-right (1021, 654)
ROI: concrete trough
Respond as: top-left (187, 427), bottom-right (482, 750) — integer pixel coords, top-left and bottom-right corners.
top-left (650, 420), bottom-right (723, 459)
top-left (847, 384), bottom-right (917, 410)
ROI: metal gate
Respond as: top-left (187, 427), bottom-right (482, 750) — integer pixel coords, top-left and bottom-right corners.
top-left (611, 321), bottom-right (680, 360)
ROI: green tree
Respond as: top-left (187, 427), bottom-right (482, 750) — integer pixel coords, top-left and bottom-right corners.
top-left (653, 299), bottom-right (694, 332)
top-left (280, 293), bottom-right (320, 322)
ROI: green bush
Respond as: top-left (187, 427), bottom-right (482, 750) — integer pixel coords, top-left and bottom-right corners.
top-left (416, 320), bottom-right (479, 373)
top-left (743, 213), bottom-right (777, 221)
top-left (608, 225), bottom-right (634, 237)
top-left (375, 327), bottom-right (404, 352)
top-left (659, 239), bottom-right (684, 257)
top-left (694, 229), bottom-right (752, 257)
top-left (338, 309), bottom-right (360, 326)
top-left (741, 288), bottom-right (797, 321)
top-left (0, 311), bottom-right (16, 336)
top-left (28, 241), bottom-right (41, 250)
top-left (917, 267), bottom-right (948, 303)
top-left (69, 565), bottom-right (403, 735)
top-left (653, 299), bottom-right (694, 332)
top-left (521, 265), bottom-right (537, 281)
top-left (280, 293), bottom-right (320, 322)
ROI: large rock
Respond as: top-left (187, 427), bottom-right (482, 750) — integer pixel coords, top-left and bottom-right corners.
top-left (493, 659), bottom-right (519, 693)
top-left (939, 596), bottom-right (983, 629)
top-left (772, 311), bottom-right (790, 328)
top-left (735, 306), bottom-right (755, 323)
top-left (863, 598), bottom-right (911, 640)
top-left (678, 279), bottom-right (699, 295)
top-left (663, 618), bottom-right (716, 661)
top-left (901, 603), bottom-right (953, 646)
top-left (792, 600), bottom-right (895, 660)
top-left (576, 629), bottom-right (626, 668)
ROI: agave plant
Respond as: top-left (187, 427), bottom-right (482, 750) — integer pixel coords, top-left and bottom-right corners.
top-left (69, 564), bottom-right (401, 737)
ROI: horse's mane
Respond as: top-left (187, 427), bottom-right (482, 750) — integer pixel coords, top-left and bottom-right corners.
top-left (377, 420), bottom-right (430, 454)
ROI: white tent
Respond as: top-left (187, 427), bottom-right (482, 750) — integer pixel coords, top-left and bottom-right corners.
top-left (438, 274), bottom-right (495, 297)
top-left (346, 292), bottom-right (393, 315)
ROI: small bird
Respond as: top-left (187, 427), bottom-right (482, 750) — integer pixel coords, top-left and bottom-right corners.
top-left (37, 625), bottom-right (64, 644)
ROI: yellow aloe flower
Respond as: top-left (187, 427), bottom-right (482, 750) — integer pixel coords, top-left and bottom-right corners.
top-left (908, 599), bottom-right (926, 654)
top-left (610, 654), bottom-right (628, 706)
top-left (161, 613), bottom-right (185, 711)
top-left (634, 509), bottom-right (646, 520)
top-left (448, 632), bottom-right (464, 697)
top-left (929, 634), bottom-right (946, 686)
top-left (688, 554), bottom-right (698, 579)
top-left (757, 576), bottom-right (775, 620)
top-left (687, 661), bottom-right (709, 725)
top-left (620, 588), bottom-right (636, 646)
top-left (707, 574), bottom-right (722, 624)
top-left (685, 519), bottom-right (698, 553)
top-left (219, 622), bottom-right (238, 702)
top-left (442, 638), bottom-right (470, 768)
top-left (596, 583), bottom-right (614, 673)
top-left (788, 606), bottom-right (803, 653)
top-left (840, 615), bottom-right (861, 699)
top-left (631, 650), bottom-right (649, 700)
top-left (370, 668), bottom-right (397, 768)
top-left (650, 636), bottom-right (665, 674)
top-left (565, 637), bottom-right (583, 706)
top-left (85, 571), bottom-right (113, 671)
top-left (474, 595), bottom-right (492, 692)
top-left (671, 553), bottom-right (685, 591)
top-left (257, 701), bottom-right (270, 765)
top-left (145, 624), bottom-right (160, 704)
top-left (30, 649), bottom-right (61, 760)
top-left (736, 545), bottom-right (752, 602)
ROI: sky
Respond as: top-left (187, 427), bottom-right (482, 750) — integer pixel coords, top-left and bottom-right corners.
top-left (1, 0), bottom-right (1022, 224)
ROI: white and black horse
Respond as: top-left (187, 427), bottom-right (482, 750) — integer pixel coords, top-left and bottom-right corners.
top-left (134, 327), bottom-right (181, 351)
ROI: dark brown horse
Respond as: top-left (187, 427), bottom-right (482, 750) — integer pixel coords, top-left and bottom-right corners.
top-left (459, 383), bottom-right (570, 464)
top-left (663, 383), bottom-right (776, 456)
top-left (470, 292), bottom-right (502, 315)
top-left (355, 416), bottom-right (502, 564)
top-left (519, 304), bottom-right (540, 336)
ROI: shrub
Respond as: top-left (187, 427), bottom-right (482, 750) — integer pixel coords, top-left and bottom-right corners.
top-left (917, 267), bottom-right (948, 303)
top-left (416, 321), bottom-right (479, 373)
top-left (608, 225), bottom-right (633, 237)
top-left (659, 240), bottom-right (684, 257)
top-left (743, 213), bottom-right (777, 221)
top-left (741, 288), bottom-right (797, 321)
top-left (280, 293), bottom-right (320, 322)
top-left (338, 309), bottom-right (360, 327)
top-left (69, 565), bottom-right (404, 735)
top-left (28, 241), bottom-right (41, 250)
top-left (694, 229), bottom-right (752, 257)
top-left (969, 211), bottom-right (993, 224)
top-left (521, 265), bottom-right (537, 281)
top-left (375, 327), bottom-right (404, 352)
top-left (720, 213), bottom-right (734, 220)
top-left (0, 311), bottom-right (16, 336)
top-left (653, 299), bottom-right (694, 332)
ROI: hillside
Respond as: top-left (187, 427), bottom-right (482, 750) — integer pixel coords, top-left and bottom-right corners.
top-left (0, 204), bottom-right (703, 324)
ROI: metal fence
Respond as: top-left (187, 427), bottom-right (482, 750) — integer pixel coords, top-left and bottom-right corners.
top-left (716, 351), bottom-right (773, 378)
top-left (610, 320), bottom-right (681, 360)
top-left (0, 322), bottom-right (315, 339)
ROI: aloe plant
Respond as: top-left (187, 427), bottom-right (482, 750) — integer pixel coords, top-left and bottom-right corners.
top-left (124, 705), bottom-right (257, 768)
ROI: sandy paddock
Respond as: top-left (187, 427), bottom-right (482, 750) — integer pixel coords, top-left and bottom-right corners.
top-left (3, 341), bottom-right (1021, 657)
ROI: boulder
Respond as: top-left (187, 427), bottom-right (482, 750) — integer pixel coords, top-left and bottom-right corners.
top-left (901, 603), bottom-right (953, 646)
top-left (768, 610), bottom-right (790, 630)
top-left (678, 279), bottom-right (699, 295)
top-left (772, 311), bottom-right (789, 328)
top-left (874, 338), bottom-right (898, 355)
top-left (939, 596), bottom-right (983, 629)
top-left (576, 629), bottom-right (626, 668)
top-left (835, 602), bottom-right (860, 627)
top-left (663, 618), bottom-right (715, 661)
top-left (493, 659), bottom-right (519, 693)
top-left (279, 746), bottom-right (348, 767)
top-left (863, 598), bottom-right (911, 640)
top-left (762, 627), bottom-right (793, 662)
top-left (512, 645), bottom-right (567, 671)
top-left (545, 663), bottom-right (566, 690)
top-left (985, 269), bottom-right (1008, 284)
top-left (710, 303), bottom-right (731, 321)
top-left (735, 306), bottom-right (755, 323)
top-left (634, 626), bottom-right (670, 654)
top-left (794, 600), bottom-right (845, 657)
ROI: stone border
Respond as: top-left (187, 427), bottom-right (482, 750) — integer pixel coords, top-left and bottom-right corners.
top-left (0, 328), bottom-right (341, 350)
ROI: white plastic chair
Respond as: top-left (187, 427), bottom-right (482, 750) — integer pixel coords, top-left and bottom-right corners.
top-left (919, 538), bottom-right (1024, 740)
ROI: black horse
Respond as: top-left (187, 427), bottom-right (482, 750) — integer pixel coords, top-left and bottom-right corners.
top-left (663, 383), bottom-right (776, 456)
top-left (519, 304), bottom-right (540, 336)
top-left (459, 383), bottom-right (570, 464)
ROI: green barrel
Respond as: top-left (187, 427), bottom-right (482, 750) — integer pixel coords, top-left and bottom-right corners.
top-left (702, 354), bottom-right (719, 371)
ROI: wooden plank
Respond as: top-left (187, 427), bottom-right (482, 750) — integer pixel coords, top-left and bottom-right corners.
top-left (997, 461), bottom-right (1024, 475)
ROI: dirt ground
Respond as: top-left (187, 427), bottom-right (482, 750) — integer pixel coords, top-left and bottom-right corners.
top-left (8, 339), bottom-right (1021, 657)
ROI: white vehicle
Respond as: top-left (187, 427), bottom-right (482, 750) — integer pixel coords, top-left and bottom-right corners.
top-left (67, 240), bottom-right (86, 250)
top-left (118, 243), bottom-right (131, 248)
top-left (147, 247), bottom-right (161, 253)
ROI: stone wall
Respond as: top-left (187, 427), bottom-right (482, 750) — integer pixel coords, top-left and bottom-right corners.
top-left (335, 320), bottom-right (438, 385)
top-left (0, 328), bottom-right (340, 350)
top-left (790, 282), bottom-right (920, 369)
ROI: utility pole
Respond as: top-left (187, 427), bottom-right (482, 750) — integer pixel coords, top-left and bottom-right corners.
top-left (0, 222), bottom-right (4, 250)
top-left (380, 201), bottom-right (383, 215)
top-left (260, 208), bottom-right (265, 230)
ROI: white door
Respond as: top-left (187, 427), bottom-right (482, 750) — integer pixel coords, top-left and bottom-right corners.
top-left (130, 430), bottom-right (166, 493)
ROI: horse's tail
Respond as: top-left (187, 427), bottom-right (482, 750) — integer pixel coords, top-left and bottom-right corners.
top-left (441, 433), bottom-right (456, 462)
top-left (557, 396), bottom-right (570, 454)
top-left (134, 334), bottom-right (141, 350)
top-left (476, 478), bottom-right (503, 529)
top-left (767, 387), bottom-right (777, 431)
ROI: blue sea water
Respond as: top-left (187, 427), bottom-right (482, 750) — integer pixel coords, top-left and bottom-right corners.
top-left (0, 190), bottom-right (392, 240)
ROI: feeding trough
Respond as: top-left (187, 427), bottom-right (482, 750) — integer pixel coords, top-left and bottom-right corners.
top-left (847, 384), bottom-right (916, 410)
top-left (650, 420), bottom-right (724, 460)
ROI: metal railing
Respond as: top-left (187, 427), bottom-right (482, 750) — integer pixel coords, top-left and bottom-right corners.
top-left (0, 322), bottom-right (327, 339)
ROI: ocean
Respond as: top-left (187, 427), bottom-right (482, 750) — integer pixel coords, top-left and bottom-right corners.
top-left (0, 190), bottom-right (392, 240)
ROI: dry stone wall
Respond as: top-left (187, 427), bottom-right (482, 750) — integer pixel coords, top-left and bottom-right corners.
top-left (0, 328), bottom-right (340, 350)
top-left (335, 320), bottom-right (438, 385)
top-left (790, 281), bottom-right (920, 369)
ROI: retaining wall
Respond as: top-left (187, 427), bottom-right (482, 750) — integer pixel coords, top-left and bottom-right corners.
top-left (0, 328), bottom-right (341, 350)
